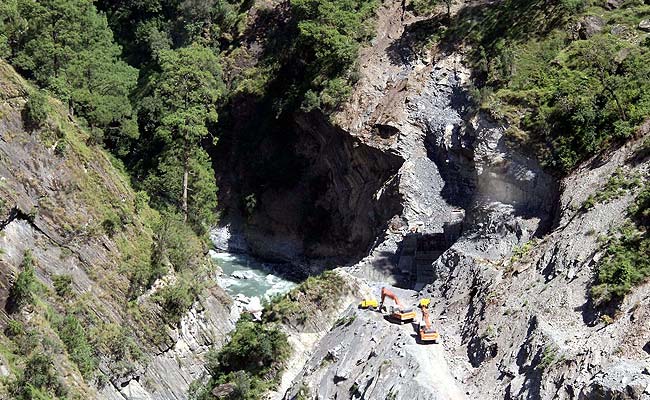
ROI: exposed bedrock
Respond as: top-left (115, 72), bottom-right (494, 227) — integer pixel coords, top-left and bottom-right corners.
top-left (338, 49), bottom-right (559, 285)
top-left (214, 110), bottom-right (404, 264)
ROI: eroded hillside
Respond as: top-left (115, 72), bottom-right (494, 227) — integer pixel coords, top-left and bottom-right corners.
top-left (0, 61), bottom-right (234, 400)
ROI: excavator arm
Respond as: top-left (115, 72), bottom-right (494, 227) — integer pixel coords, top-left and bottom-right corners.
top-left (380, 287), bottom-right (403, 310)
top-left (421, 307), bottom-right (434, 332)
top-left (379, 287), bottom-right (416, 323)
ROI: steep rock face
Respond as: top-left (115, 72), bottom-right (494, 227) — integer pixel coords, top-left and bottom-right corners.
top-left (336, 0), bottom-right (557, 286)
top-left (0, 61), bottom-right (234, 400)
top-left (213, 2), bottom-right (406, 265)
top-left (420, 137), bottom-right (650, 400)
top-left (280, 1), bottom-right (649, 399)
top-left (285, 112), bottom-right (649, 400)
top-left (242, 112), bottom-right (404, 261)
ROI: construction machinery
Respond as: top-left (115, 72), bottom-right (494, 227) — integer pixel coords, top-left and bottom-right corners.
top-left (359, 298), bottom-right (379, 309)
top-left (380, 287), bottom-right (416, 323)
top-left (418, 301), bottom-right (440, 343)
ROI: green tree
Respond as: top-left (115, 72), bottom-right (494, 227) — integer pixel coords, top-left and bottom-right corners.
top-left (0, 0), bottom-right (25, 59)
top-left (5, 0), bottom-right (138, 153)
top-left (290, 0), bottom-right (378, 111)
top-left (143, 44), bottom-right (223, 231)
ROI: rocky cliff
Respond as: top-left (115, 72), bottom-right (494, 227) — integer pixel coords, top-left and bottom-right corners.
top-left (0, 61), bottom-right (235, 400)
top-left (255, 0), bottom-right (650, 399)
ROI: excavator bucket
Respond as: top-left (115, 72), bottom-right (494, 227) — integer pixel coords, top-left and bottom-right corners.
top-left (359, 299), bottom-right (379, 309)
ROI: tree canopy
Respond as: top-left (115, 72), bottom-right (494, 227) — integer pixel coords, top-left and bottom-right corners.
top-left (1, 0), bottom-right (139, 153)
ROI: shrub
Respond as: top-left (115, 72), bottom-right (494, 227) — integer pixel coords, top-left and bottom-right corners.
top-left (101, 212), bottom-right (121, 237)
top-left (592, 185), bottom-right (650, 305)
top-left (581, 169), bottom-right (640, 211)
top-left (7, 251), bottom-right (38, 313)
top-left (264, 271), bottom-right (346, 325)
top-left (6, 319), bottom-right (25, 338)
top-left (634, 137), bottom-right (650, 161)
top-left (214, 317), bottom-right (290, 377)
top-left (8, 352), bottom-right (68, 400)
top-left (93, 323), bottom-right (144, 363)
top-left (57, 315), bottom-right (97, 379)
top-left (24, 90), bottom-right (49, 128)
top-left (123, 212), bottom-right (206, 300)
top-left (538, 345), bottom-right (558, 371)
top-left (52, 274), bottom-right (73, 298)
top-left (152, 212), bottom-right (204, 273)
top-left (192, 315), bottom-right (292, 399)
top-left (134, 191), bottom-right (150, 213)
top-left (226, 370), bottom-right (269, 400)
top-left (154, 278), bottom-right (200, 325)
top-left (630, 184), bottom-right (650, 228)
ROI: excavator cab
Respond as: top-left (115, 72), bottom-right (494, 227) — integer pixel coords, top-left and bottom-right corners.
top-left (418, 301), bottom-right (440, 343)
top-left (388, 306), bottom-right (417, 323)
top-left (380, 287), bottom-right (416, 323)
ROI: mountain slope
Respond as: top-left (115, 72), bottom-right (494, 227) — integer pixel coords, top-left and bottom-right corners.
top-left (0, 60), bottom-right (234, 400)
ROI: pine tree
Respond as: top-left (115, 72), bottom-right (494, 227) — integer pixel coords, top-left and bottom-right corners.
top-left (143, 44), bottom-right (224, 231)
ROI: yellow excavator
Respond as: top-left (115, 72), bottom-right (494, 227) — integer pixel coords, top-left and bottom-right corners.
top-left (379, 287), bottom-right (416, 323)
top-left (418, 299), bottom-right (440, 343)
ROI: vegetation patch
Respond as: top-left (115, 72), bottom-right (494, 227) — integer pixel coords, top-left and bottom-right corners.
top-left (23, 89), bottom-right (49, 129)
top-left (52, 274), bottom-right (73, 298)
top-left (290, 0), bottom-right (379, 112)
top-left (334, 314), bottom-right (357, 328)
top-left (592, 183), bottom-right (650, 306)
top-left (264, 271), bottom-right (348, 326)
top-left (189, 315), bottom-right (291, 400)
top-left (153, 276), bottom-right (203, 326)
top-left (537, 344), bottom-right (561, 371)
top-left (509, 239), bottom-right (539, 264)
top-left (426, 0), bottom-right (650, 172)
top-left (191, 271), bottom-right (348, 399)
top-left (7, 352), bottom-right (68, 400)
top-left (55, 315), bottom-right (97, 379)
top-left (581, 168), bottom-right (641, 210)
top-left (7, 250), bottom-right (38, 313)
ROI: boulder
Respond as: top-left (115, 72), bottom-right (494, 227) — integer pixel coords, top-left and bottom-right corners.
top-left (639, 19), bottom-right (650, 32)
top-left (231, 270), bottom-right (256, 280)
top-left (246, 296), bottom-right (263, 320)
top-left (212, 383), bottom-right (236, 398)
top-left (580, 16), bottom-right (605, 39)
top-left (605, 0), bottom-right (624, 9)
top-left (234, 293), bottom-right (251, 304)
top-left (0, 356), bottom-right (9, 377)
top-left (611, 24), bottom-right (632, 37)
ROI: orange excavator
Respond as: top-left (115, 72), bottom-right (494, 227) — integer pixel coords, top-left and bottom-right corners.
top-left (418, 301), bottom-right (440, 343)
top-left (379, 287), bottom-right (416, 323)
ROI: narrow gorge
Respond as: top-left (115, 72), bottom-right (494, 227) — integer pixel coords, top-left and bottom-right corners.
top-left (1, 0), bottom-right (649, 399)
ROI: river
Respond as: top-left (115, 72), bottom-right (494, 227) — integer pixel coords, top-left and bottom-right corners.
top-left (210, 250), bottom-right (296, 304)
